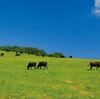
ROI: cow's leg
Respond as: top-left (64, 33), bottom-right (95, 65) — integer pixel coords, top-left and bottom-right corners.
top-left (37, 66), bottom-right (40, 69)
top-left (40, 66), bottom-right (42, 69)
top-left (37, 66), bottom-right (38, 69)
top-left (27, 66), bottom-right (29, 70)
top-left (29, 66), bottom-right (32, 70)
top-left (96, 66), bottom-right (99, 69)
top-left (34, 66), bottom-right (36, 69)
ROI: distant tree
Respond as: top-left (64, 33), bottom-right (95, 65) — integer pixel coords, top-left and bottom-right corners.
top-left (0, 46), bottom-right (65, 58)
top-left (0, 46), bottom-right (12, 52)
top-left (23, 47), bottom-right (34, 54)
top-left (49, 52), bottom-right (65, 58)
top-left (48, 54), bottom-right (52, 57)
top-left (0, 46), bottom-right (48, 56)
top-left (60, 55), bottom-right (65, 58)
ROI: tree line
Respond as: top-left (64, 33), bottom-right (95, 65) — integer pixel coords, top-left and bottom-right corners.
top-left (0, 46), bottom-right (65, 58)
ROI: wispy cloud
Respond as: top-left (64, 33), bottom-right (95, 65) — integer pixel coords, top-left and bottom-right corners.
top-left (93, 0), bottom-right (100, 16)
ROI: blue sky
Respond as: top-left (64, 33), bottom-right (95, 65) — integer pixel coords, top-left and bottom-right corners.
top-left (0, 0), bottom-right (100, 58)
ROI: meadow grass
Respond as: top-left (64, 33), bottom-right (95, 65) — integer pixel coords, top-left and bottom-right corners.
top-left (0, 51), bottom-right (100, 99)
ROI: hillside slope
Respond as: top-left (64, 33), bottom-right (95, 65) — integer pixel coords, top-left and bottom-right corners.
top-left (0, 51), bottom-right (100, 99)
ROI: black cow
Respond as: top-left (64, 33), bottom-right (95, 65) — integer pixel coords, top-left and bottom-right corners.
top-left (37, 62), bottom-right (48, 69)
top-left (42, 54), bottom-right (45, 57)
top-left (27, 62), bottom-right (37, 70)
top-left (69, 56), bottom-right (72, 58)
top-left (15, 52), bottom-right (20, 56)
top-left (1, 53), bottom-right (4, 56)
top-left (88, 62), bottom-right (100, 70)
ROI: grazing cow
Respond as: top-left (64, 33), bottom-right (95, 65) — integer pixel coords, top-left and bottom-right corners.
top-left (15, 52), bottom-right (20, 56)
top-left (27, 62), bottom-right (37, 70)
top-left (69, 56), bottom-right (72, 58)
top-left (88, 62), bottom-right (100, 70)
top-left (1, 53), bottom-right (4, 56)
top-left (37, 62), bottom-right (48, 69)
top-left (42, 54), bottom-right (45, 57)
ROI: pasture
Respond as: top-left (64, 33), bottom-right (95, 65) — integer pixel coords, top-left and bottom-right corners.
top-left (0, 51), bottom-right (100, 99)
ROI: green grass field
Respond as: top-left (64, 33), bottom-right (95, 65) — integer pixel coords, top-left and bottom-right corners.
top-left (0, 51), bottom-right (100, 99)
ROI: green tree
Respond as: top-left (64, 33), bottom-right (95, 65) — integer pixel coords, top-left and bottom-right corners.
top-left (49, 52), bottom-right (65, 58)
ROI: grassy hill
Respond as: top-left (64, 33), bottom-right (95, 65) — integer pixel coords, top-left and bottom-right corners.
top-left (0, 51), bottom-right (100, 99)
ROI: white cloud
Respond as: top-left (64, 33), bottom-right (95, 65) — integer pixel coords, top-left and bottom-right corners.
top-left (95, 0), bottom-right (100, 7)
top-left (93, 0), bottom-right (100, 16)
